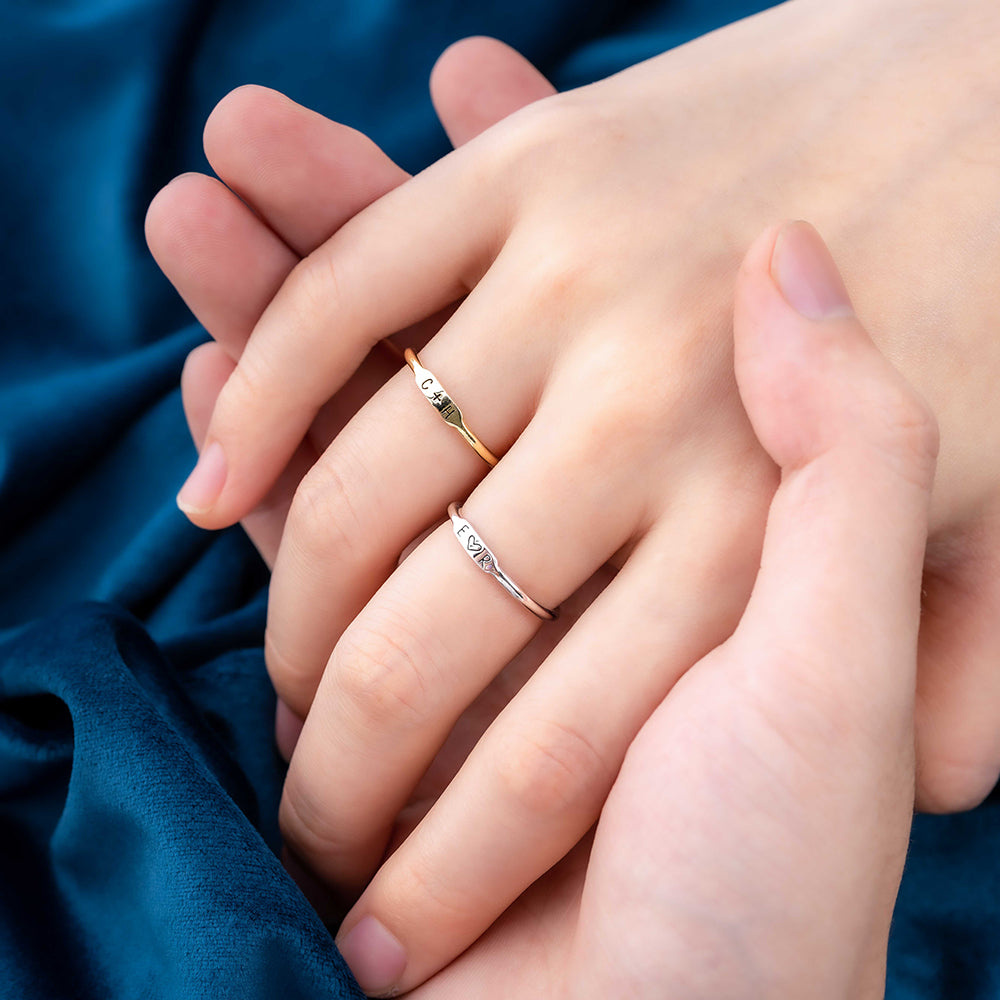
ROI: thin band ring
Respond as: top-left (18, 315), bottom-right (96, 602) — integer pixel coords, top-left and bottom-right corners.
top-left (405, 349), bottom-right (499, 467)
top-left (447, 502), bottom-right (558, 621)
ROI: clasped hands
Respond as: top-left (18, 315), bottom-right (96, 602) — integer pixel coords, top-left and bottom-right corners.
top-left (148, 5), bottom-right (1000, 996)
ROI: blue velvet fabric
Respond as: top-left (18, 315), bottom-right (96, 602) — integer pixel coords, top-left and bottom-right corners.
top-left (1, 1), bottom-right (997, 997)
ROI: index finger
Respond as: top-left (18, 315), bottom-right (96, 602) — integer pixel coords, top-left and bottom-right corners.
top-left (175, 129), bottom-right (518, 528)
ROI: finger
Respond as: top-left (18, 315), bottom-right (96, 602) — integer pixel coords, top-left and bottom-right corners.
top-left (275, 698), bottom-right (306, 763)
top-left (148, 99), bottom-right (419, 556)
top-left (148, 89), bottom-right (414, 359)
top-left (146, 172), bottom-right (297, 359)
top-left (330, 219), bottom-right (938, 997)
top-left (206, 46), bottom-right (555, 250)
top-left (731, 220), bottom-right (937, 726)
top-left (181, 341), bottom-right (319, 568)
top-left (165, 63), bottom-right (554, 567)
top-left (149, 171), bottom-right (419, 504)
top-left (333, 501), bottom-right (766, 995)
top-left (430, 37), bottom-right (557, 147)
top-left (162, 52), bottom-right (553, 359)
top-left (177, 131), bottom-right (511, 529)
top-left (176, 54), bottom-right (554, 526)
top-left (277, 369), bottom-right (657, 891)
top-left (574, 222), bottom-right (935, 1000)
top-left (156, 91), bottom-right (469, 569)
top-left (915, 537), bottom-right (1000, 812)
top-left (264, 258), bottom-right (552, 715)
top-left (202, 86), bottom-right (409, 257)
top-left (154, 45), bottom-right (554, 357)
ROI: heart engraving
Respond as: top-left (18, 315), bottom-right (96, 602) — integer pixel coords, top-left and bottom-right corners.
top-left (466, 536), bottom-right (483, 555)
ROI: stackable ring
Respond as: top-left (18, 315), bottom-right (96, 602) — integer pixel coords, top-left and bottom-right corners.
top-left (405, 349), bottom-right (499, 467)
top-left (447, 502), bottom-right (558, 621)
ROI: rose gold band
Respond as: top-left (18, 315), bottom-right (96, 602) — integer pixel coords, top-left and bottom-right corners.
top-left (404, 349), bottom-right (499, 467)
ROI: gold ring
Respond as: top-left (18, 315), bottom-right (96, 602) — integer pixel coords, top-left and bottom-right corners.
top-left (404, 349), bottom-right (499, 467)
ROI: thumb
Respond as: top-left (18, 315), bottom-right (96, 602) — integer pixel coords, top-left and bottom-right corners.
top-left (572, 224), bottom-right (936, 1000)
top-left (731, 220), bottom-right (938, 727)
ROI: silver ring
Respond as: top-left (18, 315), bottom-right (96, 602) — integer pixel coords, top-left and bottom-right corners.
top-left (447, 502), bottom-right (558, 621)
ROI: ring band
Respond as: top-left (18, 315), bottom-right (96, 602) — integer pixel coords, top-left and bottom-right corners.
top-left (405, 349), bottom-right (499, 467)
top-left (448, 502), bottom-right (558, 621)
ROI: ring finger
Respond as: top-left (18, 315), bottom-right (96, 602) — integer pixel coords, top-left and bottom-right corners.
top-left (277, 368), bottom-right (662, 893)
top-left (265, 258), bottom-right (557, 715)
top-left (335, 501), bottom-right (765, 995)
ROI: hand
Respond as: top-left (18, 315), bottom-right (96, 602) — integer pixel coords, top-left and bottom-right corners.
top-left (376, 223), bottom-right (933, 998)
top-left (147, 38), bottom-right (614, 924)
top-left (151, 2), bottom-right (1000, 988)
top-left (146, 37), bottom-right (555, 572)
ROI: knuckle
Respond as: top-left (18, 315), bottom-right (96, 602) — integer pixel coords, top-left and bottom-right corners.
top-left (279, 780), bottom-right (343, 867)
top-left (386, 857), bottom-right (475, 931)
top-left (520, 238), bottom-right (606, 317)
top-left (490, 719), bottom-right (615, 820)
top-left (279, 249), bottom-right (348, 346)
top-left (594, 367), bottom-right (666, 455)
top-left (498, 89), bottom-right (611, 170)
top-left (554, 343), bottom-right (679, 474)
top-left (865, 377), bottom-right (939, 490)
top-left (212, 351), bottom-right (282, 432)
top-left (287, 444), bottom-right (370, 566)
top-left (481, 91), bottom-right (613, 211)
top-left (331, 613), bottom-right (437, 732)
top-left (263, 629), bottom-right (319, 716)
top-left (482, 92), bottom-right (567, 165)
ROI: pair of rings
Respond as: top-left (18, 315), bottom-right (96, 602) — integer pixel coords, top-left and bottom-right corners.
top-left (404, 348), bottom-right (558, 622)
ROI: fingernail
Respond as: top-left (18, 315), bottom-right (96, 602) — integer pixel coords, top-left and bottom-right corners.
top-left (337, 916), bottom-right (407, 996)
top-left (771, 221), bottom-right (854, 321)
top-left (275, 699), bottom-right (304, 762)
top-left (176, 441), bottom-right (227, 514)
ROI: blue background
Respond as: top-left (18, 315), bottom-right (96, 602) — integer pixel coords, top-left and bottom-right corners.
top-left (1, 0), bottom-right (996, 996)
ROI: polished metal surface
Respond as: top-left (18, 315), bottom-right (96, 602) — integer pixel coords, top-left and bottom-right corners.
top-left (405, 348), bottom-right (499, 467)
top-left (447, 502), bottom-right (558, 621)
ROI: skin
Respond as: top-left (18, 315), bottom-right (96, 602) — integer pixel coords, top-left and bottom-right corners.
top-left (396, 221), bottom-right (935, 999)
top-left (164, 211), bottom-right (938, 997)
top-left (147, 0), bottom-right (999, 991)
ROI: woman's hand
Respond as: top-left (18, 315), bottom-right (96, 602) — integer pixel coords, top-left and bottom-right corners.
top-left (386, 223), bottom-right (932, 998)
